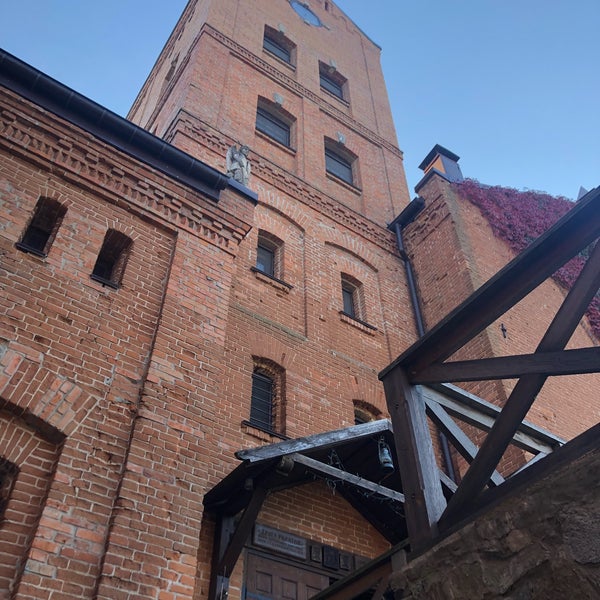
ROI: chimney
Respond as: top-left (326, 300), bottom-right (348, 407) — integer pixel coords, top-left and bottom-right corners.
top-left (418, 144), bottom-right (464, 183)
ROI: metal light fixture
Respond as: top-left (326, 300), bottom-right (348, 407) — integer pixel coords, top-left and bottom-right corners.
top-left (378, 437), bottom-right (394, 474)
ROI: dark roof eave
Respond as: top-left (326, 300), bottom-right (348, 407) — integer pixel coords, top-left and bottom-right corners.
top-left (0, 49), bottom-right (229, 201)
top-left (418, 143), bottom-right (460, 171)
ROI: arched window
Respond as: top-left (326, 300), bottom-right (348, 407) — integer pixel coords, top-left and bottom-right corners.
top-left (324, 137), bottom-right (357, 186)
top-left (263, 25), bottom-right (296, 65)
top-left (91, 229), bottom-right (133, 288)
top-left (249, 359), bottom-right (285, 434)
top-left (353, 400), bottom-right (381, 425)
top-left (341, 273), bottom-right (365, 321)
top-left (255, 230), bottom-right (284, 280)
top-left (319, 61), bottom-right (347, 101)
top-left (16, 197), bottom-right (66, 257)
top-left (256, 97), bottom-right (296, 149)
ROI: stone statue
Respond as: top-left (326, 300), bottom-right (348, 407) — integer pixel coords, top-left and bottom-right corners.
top-left (226, 144), bottom-right (251, 186)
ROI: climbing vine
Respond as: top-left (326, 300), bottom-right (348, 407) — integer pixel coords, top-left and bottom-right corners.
top-left (453, 179), bottom-right (599, 339)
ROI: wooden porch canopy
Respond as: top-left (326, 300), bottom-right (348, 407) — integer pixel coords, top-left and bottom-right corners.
top-left (203, 420), bottom-right (408, 600)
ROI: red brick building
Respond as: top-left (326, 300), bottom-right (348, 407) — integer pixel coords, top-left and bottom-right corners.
top-left (0, 1), bottom-right (597, 599)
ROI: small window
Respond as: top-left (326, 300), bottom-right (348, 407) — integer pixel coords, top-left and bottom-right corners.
top-left (341, 273), bottom-right (365, 321)
top-left (256, 106), bottom-right (291, 147)
top-left (16, 197), bottom-right (66, 257)
top-left (255, 230), bottom-right (284, 280)
top-left (342, 282), bottom-right (356, 317)
top-left (319, 61), bottom-right (347, 101)
top-left (257, 243), bottom-right (275, 277)
top-left (249, 359), bottom-right (285, 434)
top-left (91, 229), bottom-right (132, 289)
top-left (325, 144), bottom-right (355, 185)
top-left (263, 26), bottom-right (295, 64)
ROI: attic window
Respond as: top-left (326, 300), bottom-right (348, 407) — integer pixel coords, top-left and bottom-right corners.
top-left (16, 197), bottom-right (66, 257)
top-left (91, 229), bottom-right (132, 289)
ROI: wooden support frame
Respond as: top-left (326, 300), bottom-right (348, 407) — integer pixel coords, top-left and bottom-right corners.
top-left (380, 187), bottom-right (600, 548)
top-left (441, 237), bottom-right (600, 525)
top-left (208, 486), bottom-right (268, 600)
top-left (382, 369), bottom-right (447, 550)
top-left (290, 453), bottom-right (405, 503)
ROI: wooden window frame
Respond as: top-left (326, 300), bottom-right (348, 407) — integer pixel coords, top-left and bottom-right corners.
top-left (319, 62), bottom-right (347, 101)
top-left (325, 145), bottom-right (355, 185)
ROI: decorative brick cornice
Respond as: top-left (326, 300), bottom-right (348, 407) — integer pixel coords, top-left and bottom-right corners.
top-left (0, 91), bottom-right (252, 256)
top-left (168, 110), bottom-right (399, 256)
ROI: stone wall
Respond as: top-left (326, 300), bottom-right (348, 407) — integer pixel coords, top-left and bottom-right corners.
top-left (389, 441), bottom-right (600, 599)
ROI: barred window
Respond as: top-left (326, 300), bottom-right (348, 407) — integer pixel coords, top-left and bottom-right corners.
top-left (249, 359), bottom-right (285, 434)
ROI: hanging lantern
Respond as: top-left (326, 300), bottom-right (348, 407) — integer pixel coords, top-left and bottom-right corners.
top-left (378, 437), bottom-right (395, 474)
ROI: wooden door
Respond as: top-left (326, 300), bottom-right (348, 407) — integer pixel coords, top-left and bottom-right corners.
top-left (245, 553), bottom-right (330, 600)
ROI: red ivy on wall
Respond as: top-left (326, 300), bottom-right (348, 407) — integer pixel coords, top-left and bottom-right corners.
top-left (453, 179), bottom-right (599, 340)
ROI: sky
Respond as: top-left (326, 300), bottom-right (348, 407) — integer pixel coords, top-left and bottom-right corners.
top-left (1, 0), bottom-right (598, 200)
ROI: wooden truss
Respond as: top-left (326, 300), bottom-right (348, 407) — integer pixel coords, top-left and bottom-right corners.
top-left (379, 185), bottom-right (600, 550)
top-left (312, 186), bottom-right (599, 600)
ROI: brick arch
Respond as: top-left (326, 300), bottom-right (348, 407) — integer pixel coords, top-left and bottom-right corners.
top-left (0, 342), bottom-right (99, 438)
top-left (352, 399), bottom-right (383, 423)
top-left (324, 239), bottom-right (379, 273)
top-left (350, 377), bottom-right (387, 415)
top-left (256, 198), bottom-right (306, 234)
top-left (0, 407), bottom-right (62, 596)
top-left (248, 333), bottom-right (296, 370)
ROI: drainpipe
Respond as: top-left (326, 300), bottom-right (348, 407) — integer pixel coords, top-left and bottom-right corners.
top-left (388, 198), bottom-right (457, 483)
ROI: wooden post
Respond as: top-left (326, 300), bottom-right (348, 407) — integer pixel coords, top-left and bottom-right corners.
top-left (381, 368), bottom-right (446, 550)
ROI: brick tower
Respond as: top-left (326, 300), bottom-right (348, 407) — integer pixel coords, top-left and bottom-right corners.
top-left (122, 1), bottom-right (418, 597)
top-left (2, 1), bottom-right (597, 598)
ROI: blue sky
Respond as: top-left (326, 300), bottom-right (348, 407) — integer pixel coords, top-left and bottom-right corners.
top-left (1, 0), bottom-right (598, 200)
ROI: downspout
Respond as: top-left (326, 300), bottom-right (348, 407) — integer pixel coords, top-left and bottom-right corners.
top-left (389, 198), bottom-right (457, 482)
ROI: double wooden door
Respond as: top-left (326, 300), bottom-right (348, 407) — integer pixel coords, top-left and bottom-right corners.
top-left (244, 553), bottom-right (330, 600)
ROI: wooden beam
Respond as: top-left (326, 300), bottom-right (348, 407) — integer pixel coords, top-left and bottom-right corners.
top-left (427, 384), bottom-right (564, 450)
top-left (310, 541), bottom-right (409, 600)
top-left (380, 187), bottom-right (599, 379)
top-left (510, 452), bottom-right (548, 477)
top-left (236, 419), bottom-right (392, 463)
top-left (438, 469), bottom-right (458, 494)
top-left (425, 399), bottom-right (504, 487)
top-left (441, 239), bottom-right (600, 526)
top-left (208, 515), bottom-right (236, 600)
top-left (412, 347), bottom-right (600, 384)
top-left (215, 485), bottom-right (267, 580)
top-left (381, 368), bottom-right (447, 550)
top-left (421, 387), bottom-right (559, 455)
top-left (290, 453), bottom-right (405, 503)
